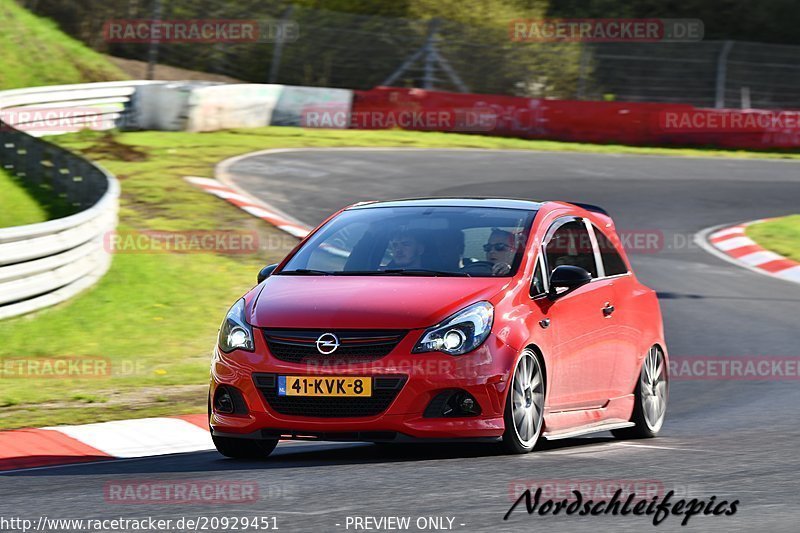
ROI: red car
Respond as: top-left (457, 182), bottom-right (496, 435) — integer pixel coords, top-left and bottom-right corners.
top-left (209, 198), bottom-right (668, 456)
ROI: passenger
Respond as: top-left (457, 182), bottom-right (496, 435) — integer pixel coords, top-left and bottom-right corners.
top-left (484, 228), bottom-right (519, 275)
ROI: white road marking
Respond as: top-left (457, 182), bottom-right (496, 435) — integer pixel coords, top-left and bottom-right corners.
top-left (614, 442), bottom-right (701, 451)
top-left (715, 236), bottom-right (756, 251)
top-left (710, 227), bottom-right (745, 239)
top-left (184, 176), bottom-right (220, 187)
top-left (738, 250), bottom-right (783, 266)
top-left (45, 418), bottom-right (213, 458)
top-left (207, 189), bottom-right (261, 205)
top-left (776, 265), bottom-right (800, 282)
top-left (240, 204), bottom-right (279, 218)
top-left (541, 443), bottom-right (628, 456)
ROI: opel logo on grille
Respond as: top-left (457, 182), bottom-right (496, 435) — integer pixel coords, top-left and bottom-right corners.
top-left (315, 333), bottom-right (340, 355)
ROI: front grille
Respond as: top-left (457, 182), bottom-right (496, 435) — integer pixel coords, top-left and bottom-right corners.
top-left (262, 329), bottom-right (406, 363)
top-left (254, 373), bottom-right (407, 418)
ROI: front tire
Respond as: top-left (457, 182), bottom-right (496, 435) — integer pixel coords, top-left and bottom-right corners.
top-left (613, 345), bottom-right (668, 439)
top-left (212, 435), bottom-right (278, 459)
top-left (501, 349), bottom-right (545, 454)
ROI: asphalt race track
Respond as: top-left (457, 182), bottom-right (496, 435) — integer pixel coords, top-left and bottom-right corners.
top-left (3, 149), bottom-right (799, 532)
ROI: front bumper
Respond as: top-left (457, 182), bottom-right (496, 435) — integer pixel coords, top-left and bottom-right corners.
top-left (209, 330), bottom-right (518, 440)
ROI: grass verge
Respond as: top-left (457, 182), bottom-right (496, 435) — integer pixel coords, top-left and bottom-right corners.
top-left (0, 166), bottom-right (77, 227)
top-left (0, 0), bottom-right (125, 90)
top-left (746, 215), bottom-right (800, 263)
top-left (0, 168), bottom-right (49, 227)
top-left (0, 126), bottom-right (798, 429)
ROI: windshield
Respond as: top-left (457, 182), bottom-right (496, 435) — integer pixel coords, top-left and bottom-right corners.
top-left (279, 205), bottom-right (537, 277)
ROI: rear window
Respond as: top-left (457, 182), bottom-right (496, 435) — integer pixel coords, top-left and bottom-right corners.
top-left (593, 226), bottom-right (628, 276)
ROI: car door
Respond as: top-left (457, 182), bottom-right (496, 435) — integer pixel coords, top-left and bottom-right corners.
top-left (592, 224), bottom-right (640, 400)
top-left (542, 218), bottom-right (618, 410)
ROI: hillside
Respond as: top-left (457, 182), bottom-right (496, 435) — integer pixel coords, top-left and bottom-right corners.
top-left (0, 0), bottom-right (125, 89)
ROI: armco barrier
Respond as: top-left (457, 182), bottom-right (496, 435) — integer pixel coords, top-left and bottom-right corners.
top-left (0, 82), bottom-right (155, 320)
top-left (351, 87), bottom-right (800, 150)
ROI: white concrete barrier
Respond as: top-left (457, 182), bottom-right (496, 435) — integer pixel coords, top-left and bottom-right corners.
top-left (186, 84), bottom-right (284, 132)
top-left (126, 83), bottom-right (354, 132)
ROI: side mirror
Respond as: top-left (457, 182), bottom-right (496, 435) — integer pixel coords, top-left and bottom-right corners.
top-left (548, 265), bottom-right (592, 299)
top-left (257, 263), bottom-right (279, 284)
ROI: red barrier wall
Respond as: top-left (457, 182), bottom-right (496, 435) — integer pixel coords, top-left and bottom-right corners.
top-left (351, 87), bottom-right (800, 150)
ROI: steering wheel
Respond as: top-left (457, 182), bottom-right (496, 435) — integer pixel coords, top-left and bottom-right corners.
top-left (461, 261), bottom-right (496, 274)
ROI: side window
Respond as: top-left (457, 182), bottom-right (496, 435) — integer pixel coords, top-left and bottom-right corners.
top-left (530, 257), bottom-right (546, 297)
top-left (593, 226), bottom-right (628, 276)
top-left (545, 220), bottom-right (598, 278)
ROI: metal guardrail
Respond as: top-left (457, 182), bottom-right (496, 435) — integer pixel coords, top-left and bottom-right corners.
top-left (0, 82), bottom-right (160, 320)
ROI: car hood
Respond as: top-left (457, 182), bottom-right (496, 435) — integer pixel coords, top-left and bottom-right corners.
top-left (250, 275), bottom-right (510, 330)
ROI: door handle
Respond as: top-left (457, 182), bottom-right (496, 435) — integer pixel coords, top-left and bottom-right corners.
top-left (602, 303), bottom-right (615, 317)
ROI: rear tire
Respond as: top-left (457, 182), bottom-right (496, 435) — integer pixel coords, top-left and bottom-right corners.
top-left (501, 349), bottom-right (545, 454)
top-left (212, 435), bottom-right (278, 459)
top-left (612, 345), bottom-right (668, 439)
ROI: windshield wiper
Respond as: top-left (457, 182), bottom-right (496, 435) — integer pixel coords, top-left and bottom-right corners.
top-left (277, 269), bottom-right (333, 276)
top-left (380, 269), bottom-right (471, 277)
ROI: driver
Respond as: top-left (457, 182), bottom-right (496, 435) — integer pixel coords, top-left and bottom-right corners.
top-left (386, 230), bottom-right (425, 269)
top-left (484, 228), bottom-right (519, 275)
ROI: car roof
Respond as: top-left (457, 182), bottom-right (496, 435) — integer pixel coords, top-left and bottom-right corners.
top-left (346, 197), bottom-right (545, 211)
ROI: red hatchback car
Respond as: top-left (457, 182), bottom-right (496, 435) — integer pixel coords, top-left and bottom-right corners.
top-left (209, 198), bottom-right (668, 456)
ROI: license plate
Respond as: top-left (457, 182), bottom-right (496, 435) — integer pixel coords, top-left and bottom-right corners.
top-left (277, 376), bottom-right (372, 397)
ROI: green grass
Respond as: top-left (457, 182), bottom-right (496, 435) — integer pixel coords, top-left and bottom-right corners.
top-left (47, 126), bottom-right (800, 161)
top-left (0, 0), bottom-right (125, 89)
top-left (747, 215), bottom-right (800, 263)
top-left (1, 126), bottom-right (799, 429)
top-left (0, 166), bottom-right (77, 227)
top-left (0, 168), bottom-right (50, 227)
top-left (0, 129), bottom-right (300, 429)
top-left (0, 0), bottom-right (125, 227)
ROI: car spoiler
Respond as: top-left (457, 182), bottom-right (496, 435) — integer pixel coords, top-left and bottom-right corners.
top-left (568, 202), bottom-right (610, 217)
top-left (567, 202), bottom-right (615, 230)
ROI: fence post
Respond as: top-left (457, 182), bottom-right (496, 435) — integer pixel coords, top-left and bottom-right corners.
top-left (269, 6), bottom-right (294, 84)
top-left (146, 0), bottom-right (162, 80)
top-left (422, 19), bottom-right (440, 90)
top-left (383, 18), bottom-right (468, 92)
top-left (714, 40), bottom-right (734, 109)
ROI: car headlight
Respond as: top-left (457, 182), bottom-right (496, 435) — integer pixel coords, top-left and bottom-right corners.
top-left (412, 301), bottom-right (494, 356)
top-left (218, 298), bottom-right (254, 353)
